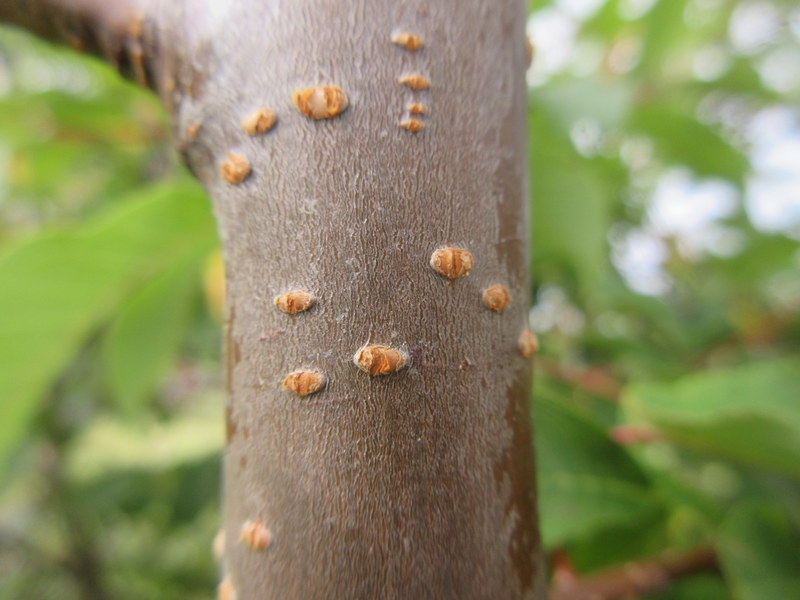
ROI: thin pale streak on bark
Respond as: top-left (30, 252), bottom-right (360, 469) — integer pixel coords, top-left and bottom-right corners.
top-left (549, 547), bottom-right (718, 600)
top-left (0, 0), bottom-right (158, 88)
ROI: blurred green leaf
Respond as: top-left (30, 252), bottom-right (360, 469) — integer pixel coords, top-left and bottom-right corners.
top-left (648, 574), bottom-right (732, 600)
top-left (5, 140), bottom-right (155, 200)
top-left (68, 407), bottom-right (223, 482)
top-left (0, 180), bottom-right (214, 472)
top-left (73, 452), bottom-right (221, 525)
top-left (530, 101), bottom-right (613, 291)
top-left (536, 395), bottom-right (662, 545)
top-left (538, 472), bottom-right (663, 547)
top-left (631, 104), bottom-right (749, 186)
top-left (622, 359), bottom-right (800, 479)
top-left (637, 0), bottom-right (692, 76)
top-left (631, 104), bottom-right (749, 185)
top-left (536, 78), bottom-right (634, 131)
top-left (537, 394), bottom-right (647, 482)
top-left (103, 250), bottom-right (208, 412)
top-left (581, 0), bottom-right (625, 41)
top-left (710, 230), bottom-right (799, 285)
top-left (563, 507), bottom-right (673, 572)
top-left (68, 454), bottom-right (220, 600)
top-left (0, 90), bottom-right (164, 147)
top-left (692, 58), bottom-right (780, 100)
top-left (717, 504), bottom-right (800, 600)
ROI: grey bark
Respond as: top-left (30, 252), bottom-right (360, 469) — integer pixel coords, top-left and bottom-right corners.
top-left (1, 0), bottom-right (545, 598)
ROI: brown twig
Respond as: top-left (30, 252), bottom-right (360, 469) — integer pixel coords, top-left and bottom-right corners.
top-left (610, 425), bottom-right (663, 445)
top-left (537, 358), bottom-right (624, 402)
top-left (549, 547), bottom-right (718, 600)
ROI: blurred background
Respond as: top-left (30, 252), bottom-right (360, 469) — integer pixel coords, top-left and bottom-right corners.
top-left (0, 0), bottom-right (798, 598)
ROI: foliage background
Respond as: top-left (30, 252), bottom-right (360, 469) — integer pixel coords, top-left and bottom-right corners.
top-left (1, 1), bottom-right (798, 598)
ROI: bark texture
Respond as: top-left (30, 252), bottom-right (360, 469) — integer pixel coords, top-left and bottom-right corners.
top-left (2, 0), bottom-right (544, 597)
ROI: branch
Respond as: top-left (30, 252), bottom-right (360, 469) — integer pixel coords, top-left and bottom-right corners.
top-left (0, 0), bottom-right (159, 89)
top-left (549, 547), bottom-right (718, 600)
top-left (610, 424), bottom-right (663, 445)
top-left (537, 358), bottom-right (623, 402)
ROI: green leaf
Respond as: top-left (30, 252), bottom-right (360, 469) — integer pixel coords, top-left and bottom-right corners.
top-left (0, 180), bottom-right (214, 473)
top-left (622, 359), bottom-right (800, 479)
top-left (536, 395), bottom-right (661, 546)
top-left (530, 101), bottom-right (613, 291)
top-left (718, 504), bottom-right (800, 600)
top-left (631, 104), bottom-right (749, 185)
top-left (581, 0), bottom-right (626, 41)
top-left (636, 0), bottom-right (692, 76)
top-left (536, 395), bottom-right (648, 483)
top-left (0, 90), bottom-right (162, 148)
top-left (68, 408), bottom-right (223, 483)
top-left (692, 57), bottom-right (781, 101)
top-left (647, 574), bottom-right (731, 600)
top-left (538, 472), bottom-right (663, 547)
top-left (103, 250), bottom-right (208, 413)
top-left (536, 78), bottom-right (634, 132)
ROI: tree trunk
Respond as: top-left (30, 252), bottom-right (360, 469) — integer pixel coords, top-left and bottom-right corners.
top-left (1, 1), bottom-right (545, 598)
